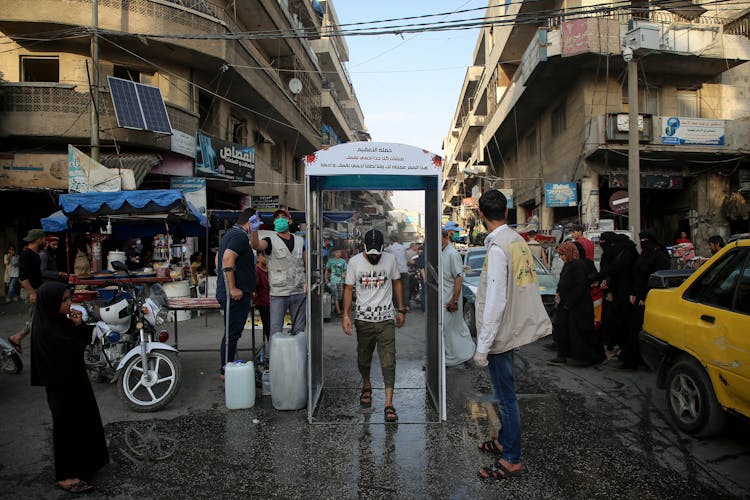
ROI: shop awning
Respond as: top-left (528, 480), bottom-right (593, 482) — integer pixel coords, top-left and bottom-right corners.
top-left (100, 153), bottom-right (162, 188)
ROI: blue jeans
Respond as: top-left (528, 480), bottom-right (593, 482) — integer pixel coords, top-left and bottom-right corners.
top-left (487, 350), bottom-right (522, 464)
top-left (218, 294), bottom-right (252, 373)
top-left (6, 276), bottom-right (18, 300)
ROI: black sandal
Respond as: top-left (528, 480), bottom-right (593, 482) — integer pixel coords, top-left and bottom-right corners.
top-left (384, 405), bottom-right (398, 422)
top-left (477, 459), bottom-right (526, 480)
top-left (359, 387), bottom-right (372, 407)
top-left (478, 439), bottom-right (503, 455)
top-left (56, 480), bottom-right (94, 493)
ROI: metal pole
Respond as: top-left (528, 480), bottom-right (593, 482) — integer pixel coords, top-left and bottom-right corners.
top-left (627, 58), bottom-right (640, 240)
top-left (90, 0), bottom-right (100, 162)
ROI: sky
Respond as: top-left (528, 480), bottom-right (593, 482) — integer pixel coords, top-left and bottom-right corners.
top-left (333, 1), bottom-right (487, 214)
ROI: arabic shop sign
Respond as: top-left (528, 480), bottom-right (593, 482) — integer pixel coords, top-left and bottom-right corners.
top-left (195, 133), bottom-right (255, 184)
top-left (251, 195), bottom-right (280, 209)
top-left (660, 117), bottom-right (724, 146)
top-left (545, 182), bottom-right (578, 207)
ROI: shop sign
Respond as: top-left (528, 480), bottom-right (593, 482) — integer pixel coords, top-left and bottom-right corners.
top-left (170, 130), bottom-right (196, 159)
top-left (545, 183), bottom-right (578, 207)
top-left (609, 172), bottom-right (683, 189)
top-left (195, 133), bottom-right (255, 184)
top-left (0, 152), bottom-right (68, 190)
top-left (660, 117), bottom-right (724, 146)
top-left (251, 195), bottom-right (280, 209)
top-left (498, 188), bottom-right (514, 209)
top-left (170, 177), bottom-right (207, 214)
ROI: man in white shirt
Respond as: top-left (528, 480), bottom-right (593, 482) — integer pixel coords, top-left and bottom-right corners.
top-left (342, 229), bottom-right (406, 423)
top-left (473, 190), bottom-right (552, 480)
top-left (385, 236), bottom-right (410, 310)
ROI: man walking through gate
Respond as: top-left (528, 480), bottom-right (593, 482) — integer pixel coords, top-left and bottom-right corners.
top-left (473, 190), bottom-right (551, 480)
top-left (342, 229), bottom-right (406, 423)
top-left (216, 208), bottom-right (256, 378)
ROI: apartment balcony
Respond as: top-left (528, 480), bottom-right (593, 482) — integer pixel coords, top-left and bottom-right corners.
top-left (583, 113), bottom-right (750, 164)
top-left (0, 0), bottom-right (322, 149)
top-left (321, 86), bottom-right (354, 143)
top-left (311, 37), bottom-right (354, 102)
top-left (482, 18), bottom-right (750, 153)
top-left (0, 83), bottom-right (198, 151)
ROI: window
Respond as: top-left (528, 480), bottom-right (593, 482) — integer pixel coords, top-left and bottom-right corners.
top-left (685, 249), bottom-right (747, 310)
top-left (20, 56), bottom-right (59, 82)
top-left (271, 144), bottom-right (281, 172)
top-left (640, 87), bottom-right (659, 115)
top-left (734, 254), bottom-right (750, 315)
top-left (677, 90), bottom-right (699, 118)
top-left (113, 65), bottom-right (154, 84)
top-left (551, 102), bottom-right (566, 137)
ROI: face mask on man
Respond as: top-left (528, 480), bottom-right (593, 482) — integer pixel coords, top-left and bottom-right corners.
top-left (451, 232), bottom-right (461, 243)
top-left (274, 217), bottom-right (290, 233)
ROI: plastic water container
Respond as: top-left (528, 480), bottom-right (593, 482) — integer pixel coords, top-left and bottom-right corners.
top-left (270, 331), bottom-right (307, 410)
top-left (225, 360), bottom-right (255, 410)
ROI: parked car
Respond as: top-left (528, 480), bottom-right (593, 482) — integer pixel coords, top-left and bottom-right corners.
top-left (639, 236), bottom-right (750, 436)
top-left (461, 246), bottom-right (557, 336)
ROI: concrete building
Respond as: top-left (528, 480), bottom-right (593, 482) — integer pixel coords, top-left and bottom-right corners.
top-left (443, 1), bottom-right (750, 254)
top-left (0, 0), bottom-right (381, 271)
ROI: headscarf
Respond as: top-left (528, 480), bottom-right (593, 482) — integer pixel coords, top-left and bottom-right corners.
top-left (572, 241), bottom-right (587, 261)
top-left (557, 242), bottom-right (580, 262)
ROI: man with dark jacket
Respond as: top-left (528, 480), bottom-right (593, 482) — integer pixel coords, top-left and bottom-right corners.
top-left (40, 235), bottom-right (68, 283)
top-left (7, 229), bottom-right (46, 352)
top-left (621, 229), bottom-right (670, 369)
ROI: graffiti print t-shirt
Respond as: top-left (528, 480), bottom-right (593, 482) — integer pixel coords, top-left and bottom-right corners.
top-left (345, 252), bottom-right (400, 322)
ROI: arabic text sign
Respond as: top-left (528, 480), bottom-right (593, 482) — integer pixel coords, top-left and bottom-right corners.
top-left (251, 195), bottom-right (280, 209)
top-left (660, 117), bottom-right (724, 146)
top-left (545, 182), bottom-right (578, 207)
top-left (195, 133), bottom-right (255, 183)
top-left (305, 143), bottom-right (442, 177)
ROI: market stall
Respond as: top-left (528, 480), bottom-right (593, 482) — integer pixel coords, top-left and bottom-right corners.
top-left (53, 189), bottom-right (210, 323)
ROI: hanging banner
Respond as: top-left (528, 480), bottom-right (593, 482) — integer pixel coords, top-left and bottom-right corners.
top-left (660, 117), bottom-right (724, 146)
top-left (304, 142), bottom-right (442, 177)
top-left (195, 133), bottom-right (255, 184)
top-left (170, 129), bottom-right (196, 159)
top-left (545, 182), bottom-right (578, 207)
top-left (68, 145), bottom-right (121, 193)
top-left (170, 177), bottom-right (207, 214)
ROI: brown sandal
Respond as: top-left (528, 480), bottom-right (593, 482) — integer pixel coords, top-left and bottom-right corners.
top-left (384, 405), bottom-right (398, 422)
top-left (359, 387), bottom-right (372, 407)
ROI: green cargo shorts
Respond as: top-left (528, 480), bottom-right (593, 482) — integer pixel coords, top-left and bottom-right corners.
top-left (355, 319), bottom-right (396, 389)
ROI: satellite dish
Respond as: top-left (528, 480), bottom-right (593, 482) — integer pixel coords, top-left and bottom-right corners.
top-left (288, 78), bottom-right (303, 95)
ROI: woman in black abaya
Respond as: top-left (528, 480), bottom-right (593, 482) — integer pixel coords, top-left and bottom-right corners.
top-left (549, 242), bottom-right (605, 367)
top-left (31, 282), bottom-right (109, 493)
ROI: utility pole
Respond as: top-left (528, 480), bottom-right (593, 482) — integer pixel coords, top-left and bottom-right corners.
top-left (627, 54), bottom-right (641, 240)
top-left (90, 0), bottom-right (100, 162)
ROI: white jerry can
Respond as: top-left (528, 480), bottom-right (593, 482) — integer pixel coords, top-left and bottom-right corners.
top-left (270, 331), bottom-right (307, 410)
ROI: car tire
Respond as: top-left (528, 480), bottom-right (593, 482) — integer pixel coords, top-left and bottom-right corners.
top-left (665, 358), bottom-right (725, 437)
top-left (463, 301), bottom-right (476, 337)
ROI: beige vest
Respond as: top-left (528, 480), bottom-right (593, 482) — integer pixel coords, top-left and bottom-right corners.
top-left (475, 227), bottom-right (552, 354)
top-left (267, 232), bottom-right (305, 296)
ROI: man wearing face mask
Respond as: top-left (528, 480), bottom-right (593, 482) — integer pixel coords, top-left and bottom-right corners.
top-left (249, 209), bottom-right (306, 349)
top-left (342, 229), bottom-right (406, 423)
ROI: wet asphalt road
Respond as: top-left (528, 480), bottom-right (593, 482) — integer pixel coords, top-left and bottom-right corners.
top-left (1, 300), bottom-right (749, 499)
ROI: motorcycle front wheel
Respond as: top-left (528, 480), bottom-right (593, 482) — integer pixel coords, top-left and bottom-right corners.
top-left (1, 352), bottom-right (23, 374)
top-left (118, 351), bottom-right (182, 412)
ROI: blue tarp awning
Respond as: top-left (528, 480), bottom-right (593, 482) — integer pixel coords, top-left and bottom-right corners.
top-left (41, 210), bottom-right (70, 233)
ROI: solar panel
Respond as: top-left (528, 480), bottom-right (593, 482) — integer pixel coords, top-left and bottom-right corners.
top-left (107, 76), bottom-right (172, 134)
top-left (136, 83), bottom-right (172, 134)
top-left (108, 76), bottom-right (145, 130)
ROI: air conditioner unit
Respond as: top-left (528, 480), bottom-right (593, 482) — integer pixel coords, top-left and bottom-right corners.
top-left (624, 23), bottom-right (661, 51)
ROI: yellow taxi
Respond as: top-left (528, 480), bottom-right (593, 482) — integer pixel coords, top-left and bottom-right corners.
top-left (639, 236), bottom-right (750, 436)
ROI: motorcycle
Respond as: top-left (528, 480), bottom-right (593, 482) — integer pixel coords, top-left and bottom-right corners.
top-left (83, 261), bottom-right (182, 412)
top-left (0, 336), bottom-right (23, 375)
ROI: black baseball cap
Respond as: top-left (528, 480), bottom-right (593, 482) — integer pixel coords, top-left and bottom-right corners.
top-left (363, 229), bottom-right (384, 255)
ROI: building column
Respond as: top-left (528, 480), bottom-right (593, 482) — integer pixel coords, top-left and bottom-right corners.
top-left (516, 205), bottom-right (527, 226)
top-left (540, 203), bottom-right (554, 231)
top-left (581, 173), bottom-right (600, 230)
top-left (692, 173), bottom-right (730, 256)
